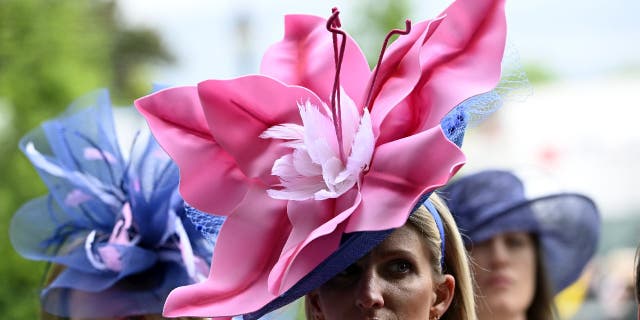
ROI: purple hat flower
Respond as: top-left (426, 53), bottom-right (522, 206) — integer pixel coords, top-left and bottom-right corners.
top-left (9, 89), bottom-right (222, 318)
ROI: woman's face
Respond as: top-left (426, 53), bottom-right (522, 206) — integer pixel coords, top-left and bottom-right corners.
top-left (470, 232), bottom-right (536, 319)
top-left (308, 225), bottom-right (454, 320)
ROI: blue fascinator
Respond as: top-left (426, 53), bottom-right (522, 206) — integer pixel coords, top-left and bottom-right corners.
top-left (443, 169), bottom-right (601, 293)
top-left (9, 90), bottom-right (223, 318)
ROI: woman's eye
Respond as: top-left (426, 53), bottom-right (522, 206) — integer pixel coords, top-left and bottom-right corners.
top-left (388, 260), bottom-right (413, 275)
top-left (326, 264), bottom-right (360, 287)
top-left (505, 234), bottom-right (530, 248)
top-left (340, 265), bottom-right (355, 276)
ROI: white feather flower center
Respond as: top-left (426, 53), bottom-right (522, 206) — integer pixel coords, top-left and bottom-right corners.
top-left (260, 93), bottom-right (375, 201)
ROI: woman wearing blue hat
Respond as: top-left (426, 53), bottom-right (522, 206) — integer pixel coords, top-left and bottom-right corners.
top-left (9, 90), bottom-right (219, 319)
top-left (443, 170), bottom-right (600, 320)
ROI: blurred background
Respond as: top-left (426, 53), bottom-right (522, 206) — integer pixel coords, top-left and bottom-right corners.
top-left (1, 0), bottom-right (638, 318)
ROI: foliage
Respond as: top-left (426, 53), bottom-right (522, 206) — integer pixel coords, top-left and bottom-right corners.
top-left (0, 1), bottom-right (172, 317)
top-left (347, 0), bottom-right (412, 67)
top-left (522, 62), bottom-right (556, 84)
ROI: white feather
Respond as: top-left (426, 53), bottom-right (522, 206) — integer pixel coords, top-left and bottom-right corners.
top-left (337, 87), bottom-right (360, 158)
top-left (271, 154), bottom-right (296, 180)
top-left (268, 175), bottom-right (325, 201)
top-left (292, 149), bottom-right (322, 177)
top-left (320, 157), bottom-right (344, 193)
top-left (340, 108), bottom-right (375, 181)
top-left (261, 92), bottom-right (375, 201)
top-left (260, 123), bottom-right (304, 141)
top-left (25, 142), bottom-right (124, 207)
top-left (299, 101), bottom-right (339, 163)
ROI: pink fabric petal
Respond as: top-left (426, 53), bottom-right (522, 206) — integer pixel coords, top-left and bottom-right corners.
top-left (367, 18), bottom-right (442, 139)
top-left (135, 86), bottom-right (248, 215)
top-left (413, 0), bottom-right (507, 129)
top-left (370, 0), bottom-right (507, 144)
top-left (268, 189), bottom-right (361, 294)
top-left (146, 2), bottom-right (507, 318)
top-left (346, 127), bottom-right (465, 233)
top-left (198, 75), bottom-right (324, 183)
top-left (163, 184), bottom-right (288, 318)
top-left (261, 14), bottom-right (371, 109)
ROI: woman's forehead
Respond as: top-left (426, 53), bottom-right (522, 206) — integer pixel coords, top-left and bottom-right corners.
top-left (367, 226), bottom-right (429, 260)
top-left (486, 231), bottom-right (533, 241)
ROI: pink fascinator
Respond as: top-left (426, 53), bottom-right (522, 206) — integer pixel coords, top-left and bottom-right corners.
top-left (136, 0), bottom-right (511, 318)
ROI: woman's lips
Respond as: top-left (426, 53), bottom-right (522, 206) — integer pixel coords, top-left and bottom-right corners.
top-left (484, 273), bottom-right (513, 289)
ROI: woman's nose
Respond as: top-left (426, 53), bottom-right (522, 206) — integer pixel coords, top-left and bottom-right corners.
top-left (489, 238), bottom-right (510, 266)
top-left (355, 271), bottom-right (385, 310)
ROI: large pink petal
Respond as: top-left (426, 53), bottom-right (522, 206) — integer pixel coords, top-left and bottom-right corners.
top-left (414, 0), bottom-right (506, 129)
top-left (268, 189), bottom-right (361, 294)
top-left (198, 75), bottom-right (324, 183)
top-left (135, 87), bottom-right (248, 215)
top-left (163, 184), bottom-right (288, 318)
top-left (367, 18), bottom-right (443, 140)
top-left (371, 0), bottom-right (507, 144)
top-left (345, 127), bottom-right (465, 233)
top-left (260, 14), bottom-right (371, 109)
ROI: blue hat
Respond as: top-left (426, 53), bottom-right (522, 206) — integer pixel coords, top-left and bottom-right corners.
top-left (9, 90), bottom-right (223, 318)
top-left (443, 169), bottom-right (601, 293)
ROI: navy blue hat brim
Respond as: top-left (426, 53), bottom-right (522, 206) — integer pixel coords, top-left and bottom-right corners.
top-left (528, 193), bottom-right (600, 293)
top-left (461, 192), bottom-right (600, 294)
top-left (243, 229), bottom-right (393, 320)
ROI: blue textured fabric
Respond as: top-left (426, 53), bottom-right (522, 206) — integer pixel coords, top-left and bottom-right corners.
top-left (441, 101), bottom-right (469, 148)
top-left (442, 170), bottom-right (601, 293)
top-left (424, 200), bottom-right (446, 269)
top-left (185, 204), bottom-right (226, 246)
top-left (9, 90), bottom-right (216, 317)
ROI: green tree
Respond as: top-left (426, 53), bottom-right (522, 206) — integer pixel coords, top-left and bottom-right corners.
top-left (347, 0), bottom-right (412, 67)
top-left (0, 1), bottom-right (172, 317)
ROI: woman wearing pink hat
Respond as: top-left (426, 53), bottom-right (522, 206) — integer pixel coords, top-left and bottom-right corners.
top-left (135, 0), bottom-right (515, 318)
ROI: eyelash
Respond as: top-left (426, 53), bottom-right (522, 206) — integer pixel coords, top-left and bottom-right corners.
top-left (505, 235), bottom-right (529, 248)
top-left (338, 264), bottom-right (360, 277)
top-left (388, 260), bottom-right (413, 275)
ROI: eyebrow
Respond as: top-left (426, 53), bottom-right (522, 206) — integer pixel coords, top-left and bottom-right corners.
top-left (376, 248), bottom-right (418, 258)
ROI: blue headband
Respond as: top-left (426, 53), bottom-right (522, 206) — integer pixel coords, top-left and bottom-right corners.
top-left (424, 200), bottom-right (446, 270)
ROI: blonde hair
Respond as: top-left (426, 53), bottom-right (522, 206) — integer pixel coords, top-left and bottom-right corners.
top-left (408, 193), bottom-right (476, 320)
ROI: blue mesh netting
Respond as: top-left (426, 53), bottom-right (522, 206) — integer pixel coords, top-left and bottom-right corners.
top-left (184, 204), bottom-right (226, 245)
